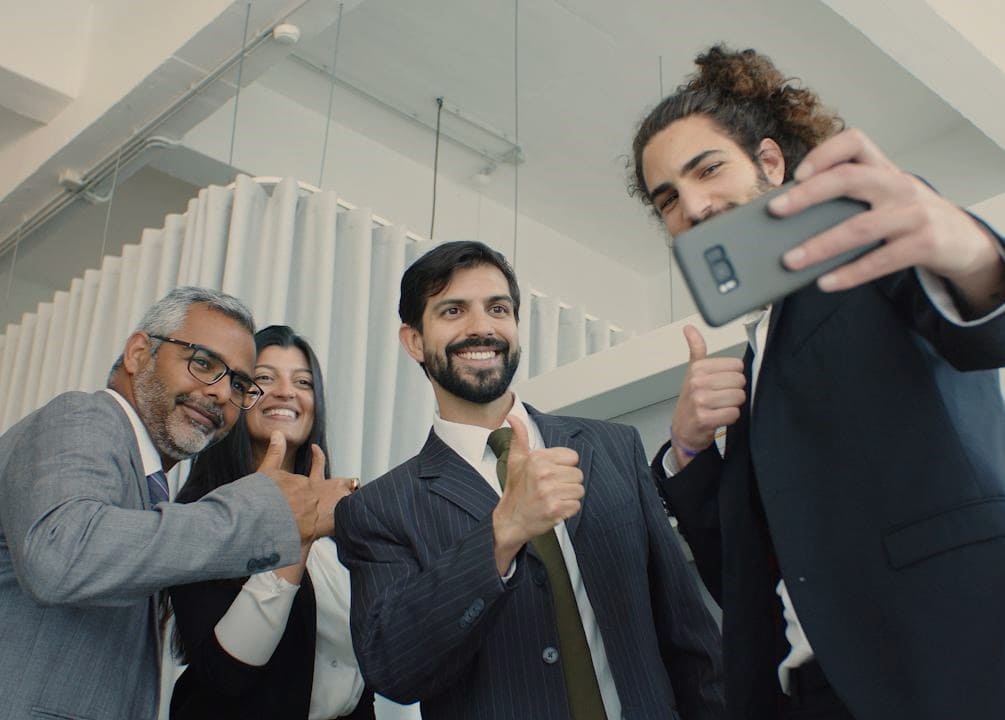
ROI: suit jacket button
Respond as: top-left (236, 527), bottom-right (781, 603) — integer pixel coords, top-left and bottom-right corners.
top-left (542, 646), bottom-right (559, 664)
top-left (246, 559), bottom-right (260, 572)
top-left (469, 598), bottom-right (485, 616)
top-left (268, 553), bottom-right (280, 565)
top-left (533, 569), bottom-right (546, 586)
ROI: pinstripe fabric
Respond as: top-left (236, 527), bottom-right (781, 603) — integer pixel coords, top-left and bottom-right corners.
top-left (335, 407), bottom-right (725, 720)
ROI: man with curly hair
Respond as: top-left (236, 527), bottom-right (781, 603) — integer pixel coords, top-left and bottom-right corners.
top-left (631, 45), bottom-right (1005, 720)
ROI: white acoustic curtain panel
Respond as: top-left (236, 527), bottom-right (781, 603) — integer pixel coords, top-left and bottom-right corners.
top-left (0, 176), bottom-right (631, 475)
top-left (0, 175), bottom-right (632, 720)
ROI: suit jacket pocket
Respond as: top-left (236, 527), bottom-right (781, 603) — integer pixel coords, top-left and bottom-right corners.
top-left (883, 496), bottom-right (1005, 569)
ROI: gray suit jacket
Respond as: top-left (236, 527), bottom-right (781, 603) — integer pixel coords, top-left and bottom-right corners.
top-left (0, 391), bottom-right (301, 720)
top-left (335, 408), bottom-right (725, 720)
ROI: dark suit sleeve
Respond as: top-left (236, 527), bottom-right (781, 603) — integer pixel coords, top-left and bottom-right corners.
top-left (638, 432), bottom-right (725, 720)
top-left (334, 488), bottom-right (520, 703)
top-left (169, 580), bottom-right (271, 697)
top-left (651, 440), bottom-right (725, 605)
top-left (877, 215), bottom-right (1005, 370)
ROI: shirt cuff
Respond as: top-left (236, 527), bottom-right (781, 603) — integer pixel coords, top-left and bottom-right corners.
top-left (501, 558), bottom-right (518, 584)
top-left (915, 226), bottom-right (1005, 326)
top-left (214, 572), bottom-right (298, 666)
top-left (661, 444), bottom-right (681, 478)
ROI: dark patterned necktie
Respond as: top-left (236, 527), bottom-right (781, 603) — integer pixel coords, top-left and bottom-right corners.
top-left (146, 469), bottom-right (169, 507)
top-left (487, 427), bottom-right (607, 720)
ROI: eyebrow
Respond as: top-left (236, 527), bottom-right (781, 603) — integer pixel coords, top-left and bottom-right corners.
top-left (647, 149), bottom-right (725, 203)
top-left (255, 363), bottom-right (312, 374)
top-left (430, 294), bottom-right (514, 314)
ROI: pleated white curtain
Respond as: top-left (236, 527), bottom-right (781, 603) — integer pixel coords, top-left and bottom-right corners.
top-left (0, 175), bottom-right (632, 481)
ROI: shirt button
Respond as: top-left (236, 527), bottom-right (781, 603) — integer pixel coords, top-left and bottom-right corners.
top-left (330, 659), bottom-right (339, 667)
top-left (542, 646), bottom-right (559, 664)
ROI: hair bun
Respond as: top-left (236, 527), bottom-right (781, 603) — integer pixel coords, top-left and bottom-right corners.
top-left (691, 45), bottom-right (786, 100)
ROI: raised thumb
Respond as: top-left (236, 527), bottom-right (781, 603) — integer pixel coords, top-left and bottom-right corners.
top-left (683, 324), bottom-right (708, 363)
top-left (257, 431), bottom-right (287, 472)
top-left (507, 414), bottom-right (530, 458)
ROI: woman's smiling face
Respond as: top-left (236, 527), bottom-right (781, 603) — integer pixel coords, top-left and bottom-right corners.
top-left (245, 345), bottom-right (316, 457)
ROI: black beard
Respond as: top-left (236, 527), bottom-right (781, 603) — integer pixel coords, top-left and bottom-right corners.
top-left (425, 336), bottom-right (521, 405)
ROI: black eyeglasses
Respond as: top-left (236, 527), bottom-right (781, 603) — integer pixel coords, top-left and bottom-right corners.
top-left (148, 335), bottom-right (264, 410)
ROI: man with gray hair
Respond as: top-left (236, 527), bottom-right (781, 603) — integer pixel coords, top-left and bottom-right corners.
top-left (0, 287), bottom-right (338, 720)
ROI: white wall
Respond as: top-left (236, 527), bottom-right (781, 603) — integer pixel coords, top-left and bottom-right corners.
top-left (0, 167), bottom-right (198, 328)
top-left (180, 82), bottom-right (658, 334)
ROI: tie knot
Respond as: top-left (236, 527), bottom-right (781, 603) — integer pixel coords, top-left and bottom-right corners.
top-left (487, 427), bottom-right (513, 460)
top-left (146, 469), bottom-right (170, 505)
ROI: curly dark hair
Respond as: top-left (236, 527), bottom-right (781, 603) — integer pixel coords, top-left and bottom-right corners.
top-left (629, 44), bottom-right (844, 212)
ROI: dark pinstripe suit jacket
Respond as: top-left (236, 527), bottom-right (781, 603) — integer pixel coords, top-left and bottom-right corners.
top-left (335, 407), bottom-right (725, 720)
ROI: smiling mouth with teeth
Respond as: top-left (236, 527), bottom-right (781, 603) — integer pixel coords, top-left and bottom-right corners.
top-left (262, 408), bottom-right (298, 419)
top-left (456, 350), bottom-right (497, 360)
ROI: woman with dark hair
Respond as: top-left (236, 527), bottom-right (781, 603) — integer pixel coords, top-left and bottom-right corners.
top-left (169, 325), bottom-right (374, 720)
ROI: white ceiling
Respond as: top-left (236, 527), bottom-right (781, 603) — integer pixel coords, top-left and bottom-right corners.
top-left (262, 0), bottom-right (1005, 274)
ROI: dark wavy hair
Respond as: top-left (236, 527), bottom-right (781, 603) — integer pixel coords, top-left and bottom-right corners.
top-left (398, 240), bottom-right (521, 331)
top-left (629, 44), bottom-right (844, 213)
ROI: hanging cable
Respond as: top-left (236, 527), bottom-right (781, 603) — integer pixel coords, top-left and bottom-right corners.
top-left (4, 224), bottom-right (22, 308)
top-left (228, 1), bottom-right (253, 168)
top-left (430, 96), bottom-right (444, 240)
top-left (98, 146), bottom-right (123, 265)
top-left (512, 0), bottom-right (520, 269)
top-left (318, 1), bottom-right (345, 189)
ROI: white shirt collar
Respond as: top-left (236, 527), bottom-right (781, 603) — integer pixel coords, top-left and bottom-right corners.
top-left (432, 391), bottom-right (541, 468)
top-left (103, 388), bottom-right (163, 477)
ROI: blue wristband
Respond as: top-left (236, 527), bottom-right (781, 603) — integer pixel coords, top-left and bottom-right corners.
top-left (670, 430), bottom-right (703, 458)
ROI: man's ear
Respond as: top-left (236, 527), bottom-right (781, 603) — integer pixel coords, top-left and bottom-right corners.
top-left (757, 138), bottom-right (786, 186)
top-left (399, 324), bottom-right (425, 364)
top-left (122, 331), bottom-right (152, 375)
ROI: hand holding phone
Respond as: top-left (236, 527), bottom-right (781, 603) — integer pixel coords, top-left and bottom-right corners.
top-left (671, 181), bottom-right (877, 326)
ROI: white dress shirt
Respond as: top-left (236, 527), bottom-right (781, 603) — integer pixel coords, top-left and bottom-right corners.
top-left (432, 393), bottom-right (624, 720)
top-left (211, 540), bottom-right (364, 719)
top-left (104, 388), bottom-right (162, 481)
top-left (662, 263), bottom-right (1005, 694)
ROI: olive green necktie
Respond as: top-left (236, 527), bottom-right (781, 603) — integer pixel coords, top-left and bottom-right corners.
top-left (487, 427), bottom-right (607, 720)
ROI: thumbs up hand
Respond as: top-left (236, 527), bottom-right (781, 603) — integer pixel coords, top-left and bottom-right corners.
top-left (258, 431), bottom-right (319, 546)
top-left (308, 444), bottom-right (358, 539)
top-left (670, 325), bottom-right (746, 469)
top-left (491, 415), bottom-right (584, 575)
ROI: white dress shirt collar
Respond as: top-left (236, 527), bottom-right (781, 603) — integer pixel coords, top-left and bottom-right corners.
top-left (432, 391), bottom-right (542, 468)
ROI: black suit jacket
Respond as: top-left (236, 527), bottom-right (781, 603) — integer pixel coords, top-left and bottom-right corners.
top-left (170, 553), bottom-right (375, 720)
top-left (335, 407), bottom-right (725, 720)
top-left (655, 251), bottom-right (1005, 720)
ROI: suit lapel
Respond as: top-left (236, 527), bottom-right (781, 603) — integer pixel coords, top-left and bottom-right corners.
top-left (418, 430), bottom-right (500, 521)
top-left (100, 391), bottom-right (153, 510)
top-left (529, 408), bottom-right (591, 540)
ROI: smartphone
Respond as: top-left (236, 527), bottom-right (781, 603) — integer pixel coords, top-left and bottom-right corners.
top-left (671, 182), bottom-right (877, 327)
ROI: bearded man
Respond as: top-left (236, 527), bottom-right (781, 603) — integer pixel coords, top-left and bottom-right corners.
top-left (633, 46), bottom-right (1005, 720)
top-left (0, 286), bottom-right (337, 720)
top-left (334, 240), bottom-right (725, 720)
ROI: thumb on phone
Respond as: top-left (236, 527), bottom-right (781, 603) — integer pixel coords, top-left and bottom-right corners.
top-left (257, 431), bottom-right (287, 472)
top-left (683, 324), bottom-right (707, 364)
